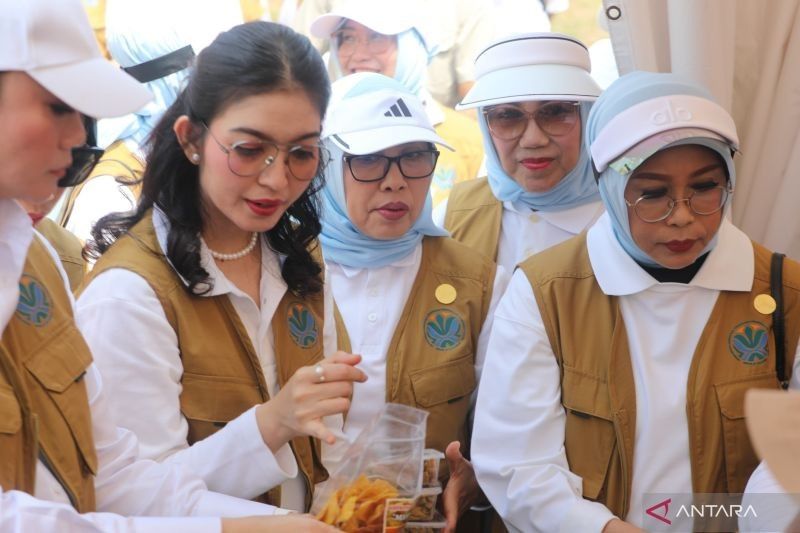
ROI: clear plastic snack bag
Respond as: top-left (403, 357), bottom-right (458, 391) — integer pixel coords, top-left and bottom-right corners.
top-left (314, 403), bottom-right (429, 532)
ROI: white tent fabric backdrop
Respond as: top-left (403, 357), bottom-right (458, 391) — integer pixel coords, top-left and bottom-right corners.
top-left (602, 0), bottom-right (800, 259)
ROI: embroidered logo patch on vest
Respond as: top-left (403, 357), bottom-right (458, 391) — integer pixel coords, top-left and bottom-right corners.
top-left (16, 274), bottom-right (52, 327)
top-left (287, 303), bottom-right (318, 348)
top-left (728, 321), bottom-right (769, 364)
top-left (424, 309), bottom-right (465, 350)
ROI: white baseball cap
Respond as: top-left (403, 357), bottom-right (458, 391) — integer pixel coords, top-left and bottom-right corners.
top-left (0, 0), bottom-right (152, 118)
top-left (458, 32), bottom-right (602, 110)
top-left (322, 72), bottom-right (453, 155)
top-left (310, 0), bottom-right (417, 39)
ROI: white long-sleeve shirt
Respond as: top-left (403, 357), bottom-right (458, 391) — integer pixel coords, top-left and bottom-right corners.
top-left (76, 209), bottom-right (338, 511)
top-left (472, 213), bottom-right (800, 532)
top-left (0, 198), bottom-right (281, 532)
top-left (434, 197), bottom-right (604, 274)
top-left (323, 241), bottom-right (508, 466)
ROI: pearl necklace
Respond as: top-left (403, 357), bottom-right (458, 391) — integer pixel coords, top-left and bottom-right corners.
top-left (207, 232), bottom-right (259, 261)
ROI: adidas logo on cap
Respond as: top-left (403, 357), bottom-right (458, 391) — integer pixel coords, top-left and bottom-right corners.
top-left (384, 98), bottom-right (412, 118)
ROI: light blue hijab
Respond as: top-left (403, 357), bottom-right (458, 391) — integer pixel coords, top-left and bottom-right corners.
top-left (481, 102), bottom-right (601, 211)
top-left (98, 0), bottom-right (193, 150)
top-left (319, 75), bottom-right (448, 269)
top-left (585, 72), bottom-right (737, 267)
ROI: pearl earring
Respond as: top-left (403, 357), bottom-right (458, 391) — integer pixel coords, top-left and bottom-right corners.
top-left (191, 153), bottom-right (200, 163)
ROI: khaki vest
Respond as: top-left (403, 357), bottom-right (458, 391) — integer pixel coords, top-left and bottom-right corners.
top-left (86, 213), bottom-right (328, 508)
top-left (0, 237), bottom-right (98, 511)
top-left (520, 234), bottom-right (800, 519)
top-left (58, 140), bottom-right (144, 229)
top-left (337, 237), bottom-right (496, 461)
top-left (36, 218), bottom-right (86, 292)
top-left (444, 178), bottom-right (502, 263)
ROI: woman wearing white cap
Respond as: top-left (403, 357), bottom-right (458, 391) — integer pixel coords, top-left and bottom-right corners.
top-left (76, 21), bottom-right (366, 516)
top-left (309, 0), bottom-right (484, 207)
top-left (319, 72), bottom-right (508, 531)
top-left (0, 0), bottom-right (338, 531)
top-left (440, 33), bottom-right (604, 274)
top-left (471, 71), bottom-right (800, 532)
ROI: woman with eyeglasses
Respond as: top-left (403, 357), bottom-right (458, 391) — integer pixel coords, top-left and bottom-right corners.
top-left (309, 0), bottom-right (484, 207)
top-left (318, 72), bottom-right (508, 532)
top-left (74, 22), bottom-right (366, 513)
top-left (437, 33), bottom-right (605, 274)
top-left (471, 71), bottom-right (800, 533)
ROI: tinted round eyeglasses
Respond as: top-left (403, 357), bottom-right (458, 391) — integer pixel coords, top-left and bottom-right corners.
top-left (626, 184), bottom-right (733, 223)
top-left (483, 101), bottom-right (581, 140)
top-left (333, 29), bottom-right (395, 57)
top-left (343, 150), bottom-right (441, 183)
top-left (203, 123), bottom-right (328, 181)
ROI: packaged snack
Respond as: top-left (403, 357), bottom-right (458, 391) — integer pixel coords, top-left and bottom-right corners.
top-left (382, 496), bottom-right (416, 532)
top-left (313, 404), bottom-right (429, 532)
top-left (422, 448), bottom-right (445, 487)
top-left (406, 509), bottom-right (447, 532)
top-left (408, 484), bottom-right (442, 521)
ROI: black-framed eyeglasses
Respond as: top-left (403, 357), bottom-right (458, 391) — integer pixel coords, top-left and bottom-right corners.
top-left (626, 184), bottom-right (732, 223)
top-left (333, 29), bottom-right (396, 57)
top-left (344, 150), bottom-right (440, 183)
top-left (203, 123), bottom-right (328, 181)
top-left (483, 101), bottom-right (581, 140)
top-left (57, 145), bottom-right (105, 187)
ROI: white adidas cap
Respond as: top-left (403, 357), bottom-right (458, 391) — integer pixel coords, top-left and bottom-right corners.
top-left (458, 32), bottom-right (602, 110)
top-left (323, 73), bottom-right (453, 155)
top-left (310, 0), bottom-right (417, 39)
top-left (0, 0), bottom-right (152, 118)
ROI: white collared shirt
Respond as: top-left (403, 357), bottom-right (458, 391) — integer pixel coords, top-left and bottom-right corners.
top-left (76, 209), bottom-right (337, 511)
top-left (472, 213), bottom-right (800, 532)
top-left (323, 241), bottom-right (509, 467)
top-left (0, 199), bottom-right (281, 532)
top-left (434, 198), bottom-right (604, 273)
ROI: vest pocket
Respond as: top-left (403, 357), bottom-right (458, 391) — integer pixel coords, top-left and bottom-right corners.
top-left (0, 383), bottom-right (22, 434)
top-left (409, 353), bottom-right (476, 407)
top-left (24, 325), bottom-right (97, 475)
top-left (180, 372), bottom-right (261, 443)
top-left (561, 366), bottom-right (615, 500)
top-left (715, 373), bottom-right (777, 492)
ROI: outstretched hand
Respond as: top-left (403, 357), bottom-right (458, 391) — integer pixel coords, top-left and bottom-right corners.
top-left (442, 440), bottom-right (486, 533)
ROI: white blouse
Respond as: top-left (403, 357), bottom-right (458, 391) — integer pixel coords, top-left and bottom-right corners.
top-left (76, 209), bottom-right (337, 511)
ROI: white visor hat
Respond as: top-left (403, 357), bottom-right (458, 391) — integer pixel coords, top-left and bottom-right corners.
top-left (310, 0), bottom-right (416, 39)
top-left (0, 0), bottom-right (152, 118)
top-left (590, 94), bottom-right (740, 175)
top-left (457, 32), bottom-right (602, 110)
top-left (322, 73), bottom-right (453, 155)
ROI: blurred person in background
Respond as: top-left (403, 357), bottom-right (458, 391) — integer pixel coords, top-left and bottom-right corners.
top-left (310, 0), bottom-right (485, 207)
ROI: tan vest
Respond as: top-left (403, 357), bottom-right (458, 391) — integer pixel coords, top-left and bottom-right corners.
top-left (444, 178), bottom-right (502, 263)
top-left (36, 218), bottom-right (86, 292)
top-left (58, 140), bottom-right (144, 229)
top-left (338, 237), bottom-right (496, 460)
top-left (520, 234), bottom-right (800, 518)
top-left (0, 237), bottom-right (97, 511)
top-left (86, 213), bottom-right (328, 508)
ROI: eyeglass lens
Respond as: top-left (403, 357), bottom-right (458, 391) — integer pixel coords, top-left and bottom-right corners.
top-left (485, 102), bottom-right (580, 139)
top-left (348, 151), bottom-right (439, 182)
top-left (633, 185), bottom-right (729, 222)
top-left (334, 30), bottom-right (395, 56)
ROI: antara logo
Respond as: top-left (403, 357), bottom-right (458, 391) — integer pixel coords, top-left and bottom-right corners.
top-left (650, 100), bottom-right (693, 125)
top-left (675, 504), bottom-right (758, 518)
top-left (646, 498), bottom-right (672, 525)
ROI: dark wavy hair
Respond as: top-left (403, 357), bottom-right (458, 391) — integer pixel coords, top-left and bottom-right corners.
top-left (88, 22), bottom-right (331, 296)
